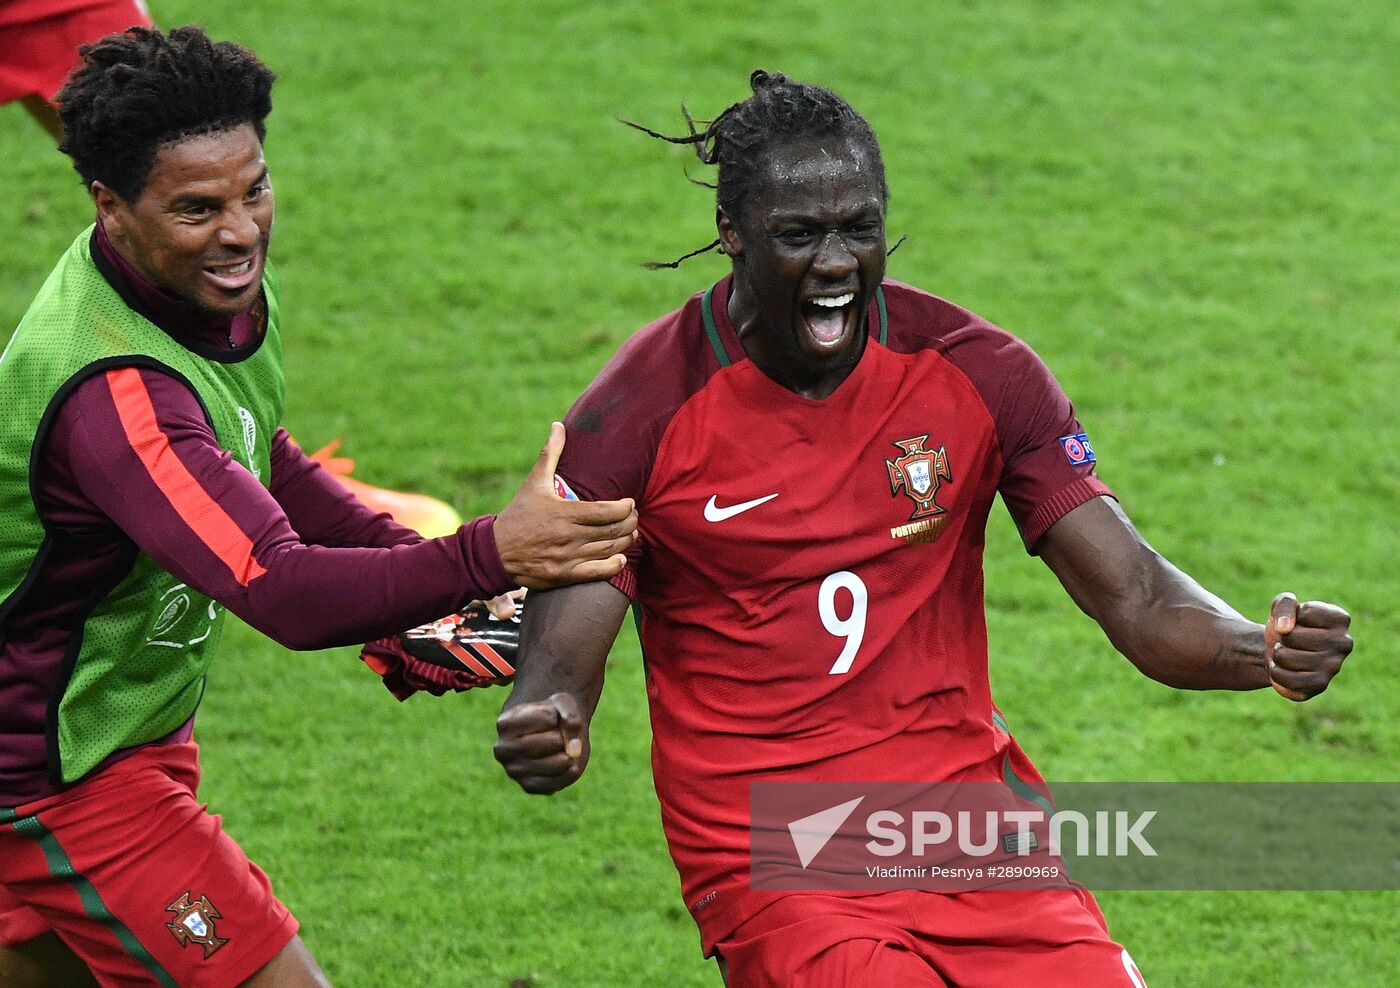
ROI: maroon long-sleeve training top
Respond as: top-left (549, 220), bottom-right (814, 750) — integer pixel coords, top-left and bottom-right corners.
top-left (0, 224), bottom-right (510, 806)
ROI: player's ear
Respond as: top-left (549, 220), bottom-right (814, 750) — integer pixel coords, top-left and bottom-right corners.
top-left (716, 207), bottom-right (743, 259)
top-left (91, 181), bottom-right (127, 239)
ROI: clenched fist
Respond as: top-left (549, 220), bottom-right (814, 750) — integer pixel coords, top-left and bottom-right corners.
top-left (494, 691), bottom-right (589, 794)
top-left (1263, 592), bottom-right (1353, 701)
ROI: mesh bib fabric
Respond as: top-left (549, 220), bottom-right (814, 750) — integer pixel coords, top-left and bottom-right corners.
top-left (0, 226), bottom-right (285, 783)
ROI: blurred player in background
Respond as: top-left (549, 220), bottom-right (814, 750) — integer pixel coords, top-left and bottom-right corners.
top-left (0, 0), bottom-right (152, 141)
top-left (492, 70), bottom-right (1353, 987)
top-left (0, 26), bottom-right (635, 986)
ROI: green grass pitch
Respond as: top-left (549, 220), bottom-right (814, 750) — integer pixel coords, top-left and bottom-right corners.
top-left (2, 1), bottom-right (1397, 984)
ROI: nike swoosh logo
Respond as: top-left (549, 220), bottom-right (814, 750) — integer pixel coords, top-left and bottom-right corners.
top-left (704, 493), bottom-right (779, 522)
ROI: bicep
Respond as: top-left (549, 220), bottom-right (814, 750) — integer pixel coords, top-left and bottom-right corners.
top-left (1038, 495), bottom-right (1246, 646)
top-left (64, 366), bottom-right (297, 598)
top-left (1035, 496), bottom-right (1155, 623)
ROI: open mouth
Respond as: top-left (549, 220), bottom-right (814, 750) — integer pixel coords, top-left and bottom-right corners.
top-left (801, 292), bottom-right (856, 346)
top-left (202, 255), bottom-right (260, 293)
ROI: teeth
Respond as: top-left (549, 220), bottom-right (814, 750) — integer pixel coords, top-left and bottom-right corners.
top-left (811, 293), bottom-right (854, 308)
top-left (210, 260), bottom-right (253, 275)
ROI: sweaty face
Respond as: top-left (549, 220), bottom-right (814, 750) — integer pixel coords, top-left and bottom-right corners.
top-left (722, 137), bottom-right (886, 398)
top-left (95, 124), bottom-right (273, 317)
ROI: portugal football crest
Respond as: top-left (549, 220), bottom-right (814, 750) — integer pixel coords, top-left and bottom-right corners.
top-left (165, 892), bottom-right (228, 959)
top-left (886, 435), bottom-right (952, 520)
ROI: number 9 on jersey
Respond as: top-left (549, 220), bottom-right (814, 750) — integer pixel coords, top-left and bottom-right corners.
top-left (819, 570), bottom-right (868, 675)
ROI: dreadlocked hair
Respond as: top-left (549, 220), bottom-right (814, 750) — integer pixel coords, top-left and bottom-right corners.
top-left (624, 69), bottom-right (888, 268)
top-left (56, 25), bottom-right (275, 201)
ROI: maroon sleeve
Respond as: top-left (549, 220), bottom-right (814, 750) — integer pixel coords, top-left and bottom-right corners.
top-left (49, 367), bottom-right (511, 649)
top-left (944, 327), bottom-right (1112, 549)
top-left (556, 299), bottom-right (714, 599)
top-left (557, 312), bottom-right (688, 503)
top-left (882, 283), bottom-right (1113, 552)
top-left (268, 429), bottom-right (421, 549)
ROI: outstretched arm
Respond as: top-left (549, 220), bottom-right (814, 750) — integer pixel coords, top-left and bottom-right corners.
top-left (47, 368), bottom-right (636, 649)
top-left (1038, 496), bottom-right (1351, 699)
top-left (493, 581), bottom-right (631, 793)
top-left (268, 429), bottom-right (423, 549)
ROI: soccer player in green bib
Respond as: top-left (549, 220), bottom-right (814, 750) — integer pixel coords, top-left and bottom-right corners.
top-left (0, 26), bottom-right (636, 986)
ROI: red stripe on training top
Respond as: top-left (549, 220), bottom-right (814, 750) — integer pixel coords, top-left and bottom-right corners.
top-left (107, 368), bottom-right (268, 586)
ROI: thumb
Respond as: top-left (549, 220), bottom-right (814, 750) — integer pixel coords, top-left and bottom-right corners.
top-left (550, 692), bottom-right (585, 759)
top-left (527, 422), bottom-right (566, 490)
top-left (1265, 592), bottom-right (1306, 702)
top-left (1270, 592), bottom-right (1298, 636)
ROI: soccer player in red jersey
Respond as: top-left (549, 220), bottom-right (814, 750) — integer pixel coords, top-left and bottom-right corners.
top-left (0, 27), bottom-right (636, 987)
top-left (0, 0), bottom-right (153, 140)
top-left (492, 71), bottom-right (1354, 986)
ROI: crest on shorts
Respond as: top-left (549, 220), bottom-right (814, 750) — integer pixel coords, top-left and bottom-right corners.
top-left (886, 435), bottom-right (952, 521)
top-left (165, 892), bottom-right (228, 959)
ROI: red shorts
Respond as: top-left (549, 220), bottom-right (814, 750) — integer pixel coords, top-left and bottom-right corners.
top-left (0, 741), bottom-right (298, 987)
top-left (0, 0), bottom-right (152, 106)
top-left (715, 888), bottom-right (1149, 988)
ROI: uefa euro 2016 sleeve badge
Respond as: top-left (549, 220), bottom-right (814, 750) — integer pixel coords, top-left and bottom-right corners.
top-left (165, 892), bottom-right (228, 959)
top-left (1058, 432), bottom-right (1096, 465)
top-left (886, 435), bottom-right (954, 545)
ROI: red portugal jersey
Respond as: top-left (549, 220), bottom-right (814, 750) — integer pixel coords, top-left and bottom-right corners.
top-left (557, 277), bottom-right (1113, 950)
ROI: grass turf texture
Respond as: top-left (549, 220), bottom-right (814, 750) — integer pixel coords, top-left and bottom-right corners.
top-left (3, 0), bottom-right (1397, 983)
